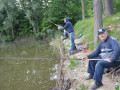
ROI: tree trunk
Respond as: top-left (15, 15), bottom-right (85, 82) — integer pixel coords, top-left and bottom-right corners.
top-left (81, 0), bottom-right (85, 20)
top-left (103, 0), bottom-right (114, 18)
top-left (5, 4), bottom-right (15, 40)
top-left (19, 0), bottom-right (38, 34)
top-left (93, 0), bottom-right (103, 47)
top-left (11, 25), bottom-right (15, 40)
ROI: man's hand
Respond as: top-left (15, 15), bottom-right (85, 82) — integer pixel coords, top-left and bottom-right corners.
top-left (106, 58), bottom-right (111, 62)
top-left (82, 56), bottom-right (88, 61)
top-left (58, 26), bottom-right (62, 29)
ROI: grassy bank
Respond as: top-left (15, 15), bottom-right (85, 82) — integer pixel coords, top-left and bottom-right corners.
top-left (74, 12), bottom-right (120, 50)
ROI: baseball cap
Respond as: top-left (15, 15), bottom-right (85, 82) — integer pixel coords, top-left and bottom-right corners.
top-left (98, 28), bottom-right (106, 34)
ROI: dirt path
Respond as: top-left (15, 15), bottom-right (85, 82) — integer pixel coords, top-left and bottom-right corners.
top-left (63, 38), bottom-right (120, 90)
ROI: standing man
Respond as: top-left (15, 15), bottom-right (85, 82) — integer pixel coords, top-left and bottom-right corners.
top-left (82, 28), bottom-right (120, 90)
top-left (58, 17), bottom-right (75, 52)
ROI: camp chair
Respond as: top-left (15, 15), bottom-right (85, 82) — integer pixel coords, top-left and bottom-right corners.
top-left (106, 65), bottom-right (120, 79)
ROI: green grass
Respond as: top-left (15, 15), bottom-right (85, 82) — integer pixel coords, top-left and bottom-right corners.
top-left (68, 60), bottom-right (77, 70)
top-left (68, 56), bottom-right (84, 69)
top-left (74, 18), bottom-right (94, 43)
top-left (103, 12), bottom-right (120, 26)
top-left (74, 12), bottom-right (120, 50)
top-left (72, 56), bottom-right (84, 64)
top-left (77, 83), bottom-right (88, 90)
top-left (73, 56), bottom-right (77, 59)
top-left (66, 41), bottom-right (71, 47)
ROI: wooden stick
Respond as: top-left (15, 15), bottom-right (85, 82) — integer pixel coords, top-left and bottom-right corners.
top-left (88, 59), bottom-right (107, 61)
top-left (68, 58), bottom-right (107, 61)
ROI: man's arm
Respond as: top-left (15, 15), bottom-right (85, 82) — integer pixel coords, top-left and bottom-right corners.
top-left (82, 43), bottom-right (101, 61)
top-left (87, 42), bottom-right (101, 58)
top-left (110, 38), bottom-right (120, 62)
top-left (58, 22), bottom-right (69, 30)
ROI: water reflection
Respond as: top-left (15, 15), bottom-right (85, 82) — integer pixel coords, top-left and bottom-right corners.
top-left (50, 64), bottom-right (58, 81)
top-left (0, 41), bottom-right (59, 90)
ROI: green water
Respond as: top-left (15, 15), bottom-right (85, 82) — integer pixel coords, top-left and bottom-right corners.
top-left (0, 41), bottom-right (60, 90)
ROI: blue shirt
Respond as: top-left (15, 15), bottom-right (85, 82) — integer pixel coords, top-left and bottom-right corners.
top-left (60, 17), bottom-right (74, 33)
top-left (87, 36), bottom-right (120, 62)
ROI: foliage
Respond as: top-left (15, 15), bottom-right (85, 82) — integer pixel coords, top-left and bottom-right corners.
top-left (0, 0), bottom-right (120, 42)
top-left (85, 0), bottom-right (93, 17)
top-left (18, 0), bottom-right (44, 38)
top-left (113, 0), bottom-right (120, 13)
top-left (0, 0), bottom-right (18, 41)
top-left (47, 0), bottom-right (82, 25)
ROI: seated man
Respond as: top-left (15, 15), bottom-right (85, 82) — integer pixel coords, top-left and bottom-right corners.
top-left (82, 28), bottom-right (120, 90)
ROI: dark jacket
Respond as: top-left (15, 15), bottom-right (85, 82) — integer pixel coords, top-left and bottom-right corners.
top-left (60, 17), bottom-right (74, 33)
top-left (87, 36), bottom-right (120, 62)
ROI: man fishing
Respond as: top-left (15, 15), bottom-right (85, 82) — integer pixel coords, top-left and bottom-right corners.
top-left (58, 17), bottom-right (76, 53)
top-left (82, 28), bottom-right (120, 90)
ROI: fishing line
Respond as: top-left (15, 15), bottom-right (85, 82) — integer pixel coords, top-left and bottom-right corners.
top-left (0, 57), bottom-right (81, 60)
top-left (0, 57), bottom-right (106, 60)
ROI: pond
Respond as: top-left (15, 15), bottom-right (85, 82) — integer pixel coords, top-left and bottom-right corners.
top-left (0, 40), bottom-right (60, 90)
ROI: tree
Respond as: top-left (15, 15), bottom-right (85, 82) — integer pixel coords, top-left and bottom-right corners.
top-left (47, 0), bottom-right (82, 25)
top-left (81, 0), bottom-right (85, 20)
top-left (113, 0), bottom-right (120, 13)
top-left (103, 0), bottom-right (114, 18)
top-left (93, 0), bottom-right (103, 47)
top-left (18, 0), bottom-right (47, 39)
top-left (0, 0), bottom-right (18, 41)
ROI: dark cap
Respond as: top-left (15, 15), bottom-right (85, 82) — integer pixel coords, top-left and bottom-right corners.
top-left (98, 28), bottom-right (106, 34)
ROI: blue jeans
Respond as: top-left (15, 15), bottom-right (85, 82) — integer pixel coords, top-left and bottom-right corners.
top-left (70, 32), bottom-right (75, 51)
top-left (87, 56), bottom-right (120, 82)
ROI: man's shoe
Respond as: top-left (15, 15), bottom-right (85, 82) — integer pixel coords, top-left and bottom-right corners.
top-left (86, 74), bottom-right (93, 80)
top-left (74, 46), bottom-right (77, 50)
top-left (90, 82), bottom-right (103, 90)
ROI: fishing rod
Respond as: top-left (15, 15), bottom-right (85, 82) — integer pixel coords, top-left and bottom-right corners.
top-left (48, 20), bottom-right (59, 27)
top-left (0, 57), bottom-right (107, 61)
top-left (69, 58), bottom-right (107, 61)
top-left (50, 22), bottom-right (59, 27)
